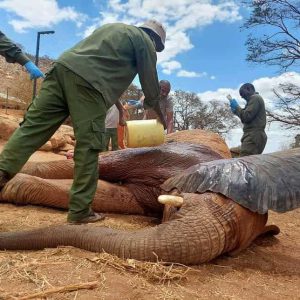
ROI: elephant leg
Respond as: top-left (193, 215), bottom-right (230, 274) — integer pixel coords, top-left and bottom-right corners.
top-left (0, 173), bottom-right (71, 209)
top-left (21, 160), bottom-right (74, 179)
top-left (0, 174), bottom-right (145, 215)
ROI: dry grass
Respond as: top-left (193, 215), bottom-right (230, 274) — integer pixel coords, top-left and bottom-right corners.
top-left (88, 252), bottom-right (190, 284)
top-left (0, 243), bottom-right (190, 299)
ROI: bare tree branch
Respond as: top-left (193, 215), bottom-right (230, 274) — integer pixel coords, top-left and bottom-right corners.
top-left (242, 0), bottom-right (300, 70)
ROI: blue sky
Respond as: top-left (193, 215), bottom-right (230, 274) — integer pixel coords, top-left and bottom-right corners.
top-left (0, 0), bottom-right (277, 92)
top-left (0, 0), bottom-right (299, 151)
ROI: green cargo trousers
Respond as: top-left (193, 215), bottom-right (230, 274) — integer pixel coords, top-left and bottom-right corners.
top-left (0, 63), bottom-right (107, 221)
top-left (240, 130), bottom-right (267, 157)
top-left (104, 128), bottom-right (118, 151)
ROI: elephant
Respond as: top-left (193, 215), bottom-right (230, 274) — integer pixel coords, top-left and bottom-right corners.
top-left (2, 132), bottom-right (298, 265)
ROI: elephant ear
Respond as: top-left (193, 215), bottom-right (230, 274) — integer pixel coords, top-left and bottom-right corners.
top-left (161, 149), bottom-right (300, 214)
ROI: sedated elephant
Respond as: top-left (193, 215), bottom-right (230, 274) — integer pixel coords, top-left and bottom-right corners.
top-left (0, 131), bottom-right (299, 265)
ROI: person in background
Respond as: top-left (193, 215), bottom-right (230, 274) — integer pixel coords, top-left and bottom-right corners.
top-left (105, 104), bottom-right (120, 151)
top-left (0, 31), bottom-right (44, 79)
top-left (117, 100), bottom-right (130, 149)
top-left (0, 20), bottom-right (167, 224)
top-left (229, 83), bottom-right (267, 156)
top-left (143, 80), bottom-right (174, 134)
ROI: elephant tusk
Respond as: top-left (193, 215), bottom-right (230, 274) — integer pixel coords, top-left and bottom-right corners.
top-left (158, 194), bottom-right (184, 207)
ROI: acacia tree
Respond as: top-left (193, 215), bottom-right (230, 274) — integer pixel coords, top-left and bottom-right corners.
top-left (243, 0), bottom-right (300, 128)
top-left (172, 90), bottom-right (239, 136)
top-left (172, 90), bottom-right (203, 130)
top-left (243, 0), bottom-right (300, 69)
top-left (120, 84), bottom-right (144, 120)
top-left (267, 83), bottom-right (300, 128)
top-left (120, 83), bottom-right (142, 101)
top-left (191, 100), bottom-right (240, 135)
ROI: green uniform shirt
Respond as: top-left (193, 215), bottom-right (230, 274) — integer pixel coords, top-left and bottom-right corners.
top-left (236, 93), bottom-right (266, 132)
top-left (58, 23), bottom-right (160, 109)
top-left (0, 31), bottom-right (30, 65)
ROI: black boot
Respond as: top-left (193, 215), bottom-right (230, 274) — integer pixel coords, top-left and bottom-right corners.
top-left (0, 170), bottom-right (9, 190)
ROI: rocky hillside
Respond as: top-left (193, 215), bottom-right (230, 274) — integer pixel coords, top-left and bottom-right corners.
top-left (0, 110), bottom-right (75, 156)
top-left (0, 55), bottom-right (53, 107)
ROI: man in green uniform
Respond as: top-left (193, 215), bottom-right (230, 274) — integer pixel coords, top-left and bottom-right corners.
top-left (229, 83), bottom-right (267, 156)
top-left (0, 20), bottom-right (167, 224)
top-left (0, 30), bottom-right (44, 79)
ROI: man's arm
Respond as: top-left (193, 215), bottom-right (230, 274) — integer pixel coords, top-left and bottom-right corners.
top-left (0, 31), bottom-right (44, 79)
top-left (165, 97), bottom-right (174, 133)
top-left (131, 31), bottom-right (167, 126)
top-left (235, 98), bottom-right (260, 124)
top-left (115, 100), bottom-right (126, 126)
top-left (153, 103), bottom-right (167, 129)
top-left (0, 31), bottom-right (30, 65)
top-left (166, 111), bottom-right (174, 133)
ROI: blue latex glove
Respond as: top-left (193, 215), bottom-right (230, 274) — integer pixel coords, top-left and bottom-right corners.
top-left (230, 99), bottom-right (239, 113)
top-left (24, 61), bottom-right (45, 80)
top-left (127, 99), bottom-right (143, 109)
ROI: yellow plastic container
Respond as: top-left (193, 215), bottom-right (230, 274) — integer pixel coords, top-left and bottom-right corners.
top-left (125, 119), bottom-right (165, 148)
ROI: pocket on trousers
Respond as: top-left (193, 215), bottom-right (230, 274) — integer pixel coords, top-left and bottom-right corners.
top-left (90, 118), bottom-right (105, 150)
top-left (75, 75), bottom-right (101, 103)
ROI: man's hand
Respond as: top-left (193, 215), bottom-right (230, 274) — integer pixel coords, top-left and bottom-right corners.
top-left (24, 61), bottom-right (45, 80)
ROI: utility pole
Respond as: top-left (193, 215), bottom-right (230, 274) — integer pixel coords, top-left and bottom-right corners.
top-left (32, 30), bottom-right (55, 99)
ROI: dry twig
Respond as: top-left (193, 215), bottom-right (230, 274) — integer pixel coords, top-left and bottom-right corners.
top-left (11, 281), bottom-right (98, 300)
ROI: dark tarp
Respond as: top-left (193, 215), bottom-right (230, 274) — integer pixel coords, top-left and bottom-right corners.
top-left (162, 149), bottom-right (300, 214)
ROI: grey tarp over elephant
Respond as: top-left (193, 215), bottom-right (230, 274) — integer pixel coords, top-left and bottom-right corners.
top-left (0, 137), bottom-right (299, 265)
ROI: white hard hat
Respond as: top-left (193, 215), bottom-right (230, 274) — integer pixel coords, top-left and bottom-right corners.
top-left (139, 20), bottom-right (166, 52)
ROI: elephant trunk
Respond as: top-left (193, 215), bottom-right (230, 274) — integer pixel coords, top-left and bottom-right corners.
top-left (0, 194), bottom-right (242, 265)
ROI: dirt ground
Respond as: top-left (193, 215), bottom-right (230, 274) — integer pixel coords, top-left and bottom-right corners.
top-left (0, 110), bottom-right (299, 299)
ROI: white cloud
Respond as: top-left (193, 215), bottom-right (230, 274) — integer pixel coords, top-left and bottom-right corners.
top-left (161, 60), bottom-right (181, 75)
top-left (198, 87), bottom-right (240, 103)
top-left (252, 72), bottom-right (300, 108)
top-left (210, 75), bottom-right (216, 80)
top-left (197, 72), bottom-right (300, 153)
top-left (0, 0), bottom-right (87, 32)
top-left (177, 70), bottom-right (207, 78)
top-left (82, 0), bottom-right (242, 73)
top-left (198, 71), bottom-right (300, 106)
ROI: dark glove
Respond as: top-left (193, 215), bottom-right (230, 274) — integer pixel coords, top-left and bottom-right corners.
top-left (24, 61), bottom-right (45, 80)
top-left (230, 99), bottom-right (239, 113)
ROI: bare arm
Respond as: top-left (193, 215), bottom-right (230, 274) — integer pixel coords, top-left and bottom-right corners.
top-left (166, 111), bottom-right (174, 133)
top-left (115, 100), bottom-right (126, 126)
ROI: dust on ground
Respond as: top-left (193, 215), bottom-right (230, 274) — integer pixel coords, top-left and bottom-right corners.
top-left (0, 112), bottom-right (299, 299)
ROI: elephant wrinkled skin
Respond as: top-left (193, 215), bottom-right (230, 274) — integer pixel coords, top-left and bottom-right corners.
top-left (0, 139), bottom-right (282, 265)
